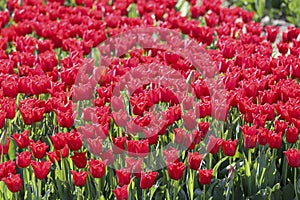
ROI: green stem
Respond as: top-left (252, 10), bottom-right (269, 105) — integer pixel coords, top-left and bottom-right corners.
top-left (203, 185), bottom-right (206, 200)
top-left (173, 180), bottom-right (179, 200)
top-left (295, 168), bottom-right (298, 200)
top-left (37, 179), bottom-right (42, 200)
top-left (143, 189), bottom-right (147, 200)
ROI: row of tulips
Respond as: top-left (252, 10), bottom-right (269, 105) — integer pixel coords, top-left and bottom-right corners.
top-left (0, 0), bottom-right (300, 199)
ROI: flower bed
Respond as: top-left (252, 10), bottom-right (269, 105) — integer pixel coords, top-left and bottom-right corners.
top-left (0, 0), bottom-right (299, 199)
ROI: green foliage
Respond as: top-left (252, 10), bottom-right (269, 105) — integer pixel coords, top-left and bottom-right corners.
top-left (229, 0), bottom-right (300, 26)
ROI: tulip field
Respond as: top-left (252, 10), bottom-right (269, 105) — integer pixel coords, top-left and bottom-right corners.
top-left (0, 0), bottom-right (300, 199)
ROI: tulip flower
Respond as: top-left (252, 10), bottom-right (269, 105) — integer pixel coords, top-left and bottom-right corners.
top-left (115, 168), bottom-right (132, 186)
top-left (50, 133), bottom-right (66, 150)
top-left (2, 173), bottom-right (22, 193)
top-left (284, 149), bottom-right (300, 168)
top-left (207, 135), bottom-right (223, 154)
top-left (222, 139), bottom-right (238, 156)
top-left (198, 169), bottom-right (213, 185)
top-left (113, 185), bottom-right (128, 200)
top-left (29, 140), bottom-right (48, 159)
top-left (167, 162), bottom-right (186, 180)
top-left (88, 159), bottom-right (106, 178)
top-left (71, 152), bottom-right (87, 168)
top-left (16, 151), bottom-right (31, 168)
top-left (71, 170), bottom-right (88, 187)
top-left (31, 160), bottom-right (51, 180)
top-left (188, 152), bottom-right (204, 170)
top-left (286, 126), bottom-right (299, 144)
top-left (66, 130), bottom-right (82, 151)
top-left (140, 171), bottom-right (158, 189)
top-left (12, 130), bottom-right (30, 148)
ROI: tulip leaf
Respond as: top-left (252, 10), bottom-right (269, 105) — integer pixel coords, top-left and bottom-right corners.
top-left (212, 156), bottom-right (229, 176)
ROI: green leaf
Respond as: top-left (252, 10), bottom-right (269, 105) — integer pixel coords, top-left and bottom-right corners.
top-left (255, 0), bottom-right (266, 18)
top-left (282, 183), bottom-right (294, 200)
top-left (212, 157), bottom-right (229, 176)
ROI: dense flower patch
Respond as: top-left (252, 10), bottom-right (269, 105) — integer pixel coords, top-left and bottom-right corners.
top-left (0, 0), bottom-right (299, 199)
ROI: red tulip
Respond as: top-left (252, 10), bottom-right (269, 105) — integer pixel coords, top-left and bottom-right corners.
top-left (284, 148), bottom-right (300, 168)
top-left (71, 152), bottom-right (87, 168)
top-left (266, 26), bottom-right (280, 43)
top-left (174, 128), bottom-right (185, 144)
top-left (113, 185), bottom-right (128, 200)
top-left (183, 110), bottom-right (197, 130)
top-left (198, 169), bottom-right (213, 184)
top-left (140, 171), bottom-right (158, 189)
top-left (30, 140), bottom-right (48, 159)
top-left (47, 151), bottom-right (60, 163)
top-left (241, 125), bottom-right (257, 149)
top-left (257, 127), bottom-right (269, 145)
top-left (0, 160), bottom-right (16, 180)
top-left (88, 159), bottom-right (105, 178)
top-left (164, 147), bottom-right (179, 165)
top-left (16, 151), bottom-right (31, 168)
top-left (167, 162), bottom-right (186, 180)
top-left (2, 173), bottom-right (22, 193)
top-left (0, 138), bottom-right (10, 155)
top-left (286, 126), bottom-right (298, 143)
top-left (268, 132), bottom-right (282, 149)
top-left (125, 158), bottom-right (142, 178)
top-left (115, 168), bottom-right (131, 186)
top-left (277, 42), bottom-right (289, 54)
top-left (66, 130), bottom-right (82, 151)
top-left (101, 150), bottom-right (115, 165)
top-left (87, 137), bottom-right (102, 156)
top-left (55, 144), bottom-right (69, 158)
top-left (127, 139), bottom-right (148, 157)
top-left (222, 139), bottom-right (238, 156)
top-left (207, 135), bottom-right (223, 154)
top-left (50, 133), bottom-right (66, 150)
top-left (71, 170), bottom-right (88, 187)
top-left (188, 152), bottom-right (204, 170)
top-left (31, 160), bottom-right (51, 180)
top-left (12, 130), bottom-right (30, 148)
top-left (112, 136), bottom-right (126, 154)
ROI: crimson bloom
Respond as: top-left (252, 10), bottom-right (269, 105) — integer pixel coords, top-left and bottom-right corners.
top-left (286, 126), bottom-right (298, 144)
top-left (115, 168), bottom-right (131, 186)
top-left (113, 185), bottom-right (128, 200)
top-left (29, 140), bottom-right (48, 159)
top-left (50, 133), bottom-right (66, 150)
top-left (31, 160), bottom-right (51, 180)
top-left (167, 162), bottom-right (186, 180)
top-left (198, 169), bottom-right (213, 184)
top-left (16, 151), bottom-right (31, 168)
top-left (268, 132), bottom-right (282, 149)
top-left (222, 139), bottom-right (238, 156)
top-left (0, 138), bottom-right (10, 155)
top-left (66, 130), bottom-right (82, 151)
top-left (2, 173), bottom-right (22, 193)
top-left (0, 160), bottom-right (16, 180)
top-left (140, 171), bottom-right (158, 189)
top-left (241, 125), bottom-right (257, 149)
top-left (71, 170), bottom-right (88, 187)
top-left (71, 152), bottom-right (87, 168)
top-left (284, 148), bottom-right (300, 168)
top-left (207, 135), bottom-right (223, 154)
top-left (12, 130), bottom-right (30, 148)
top-left (88, 159), bottom-right (106, 178)
top-left (188, 152), bottom-right (204, 170)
